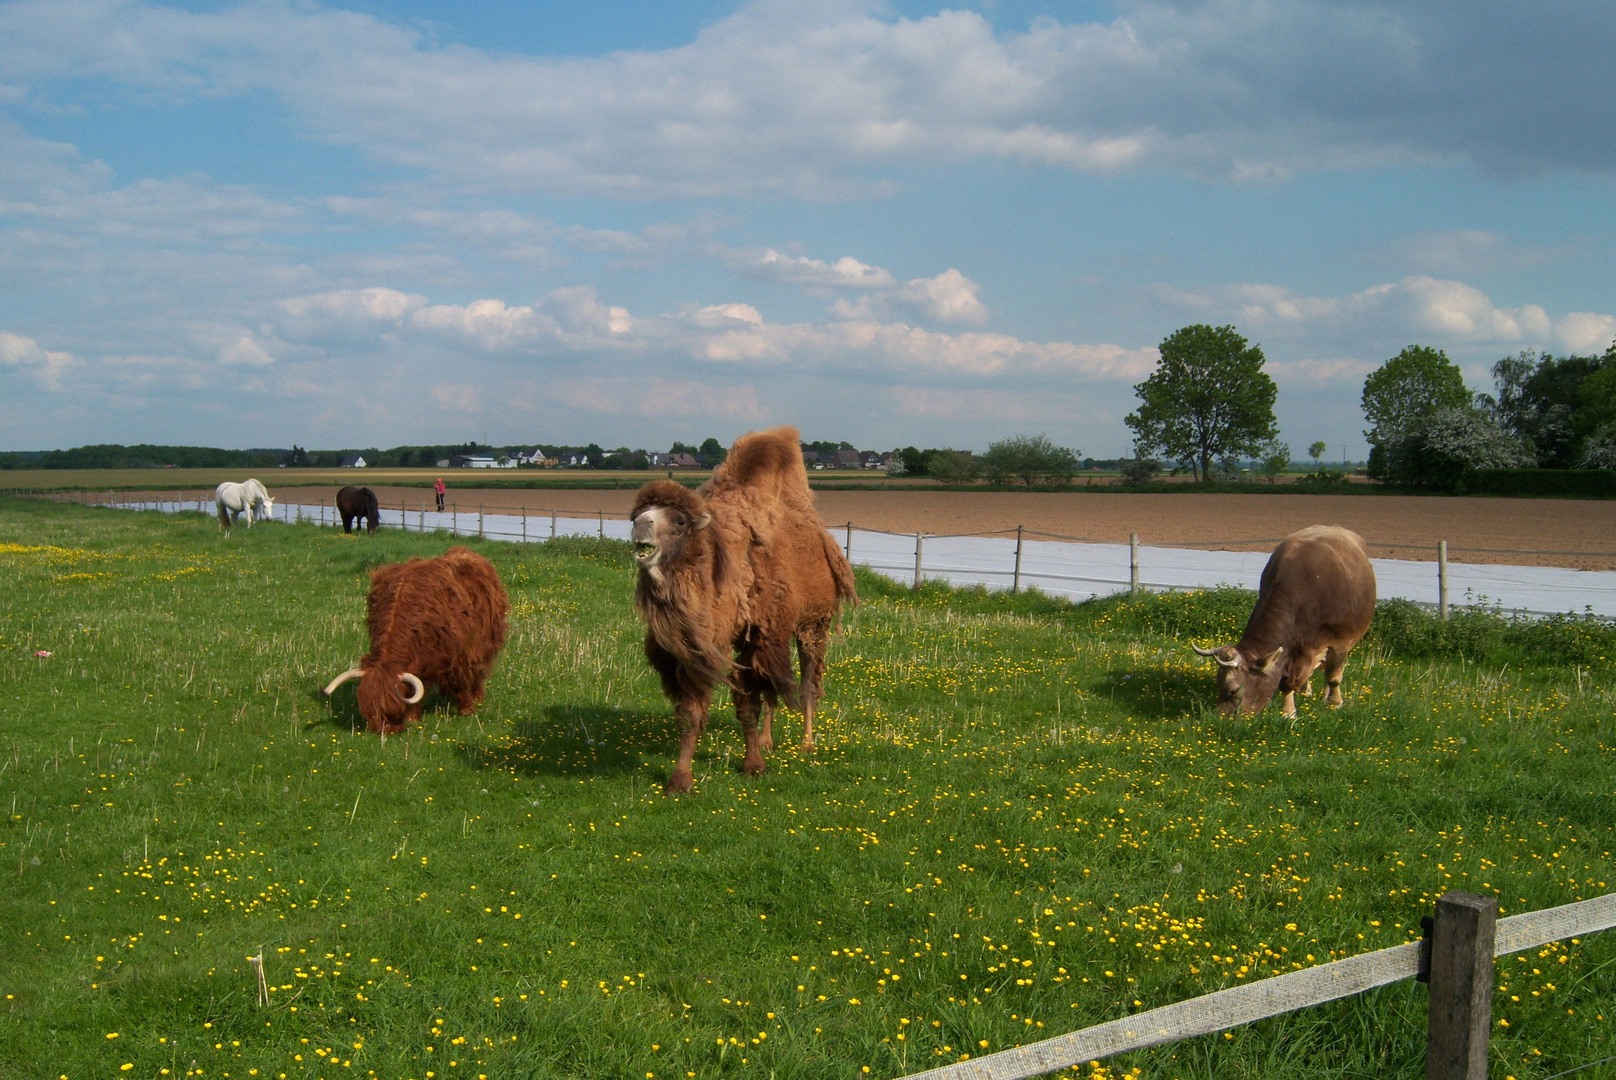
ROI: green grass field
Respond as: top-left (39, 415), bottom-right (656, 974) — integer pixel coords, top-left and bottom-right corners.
top-left (1, 497), bottom-right (1612, 1080)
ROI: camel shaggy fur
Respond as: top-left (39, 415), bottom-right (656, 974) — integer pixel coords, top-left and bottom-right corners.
top-left (631, 426), bottom-right (857, 793)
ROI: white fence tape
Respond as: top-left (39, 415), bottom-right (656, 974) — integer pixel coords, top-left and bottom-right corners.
top-left (100, 498), bottom-right (1616, 618)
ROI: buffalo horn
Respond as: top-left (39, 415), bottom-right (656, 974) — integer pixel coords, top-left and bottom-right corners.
top-left (323, 668), bottom-right (364, 695)
top-left (1190, 644), bottom-right (1241, 668)
top-left (399, 673), bottom-right (425, 703)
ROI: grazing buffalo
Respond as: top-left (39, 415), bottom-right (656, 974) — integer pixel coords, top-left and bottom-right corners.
top-left (323, 547), bottom-right (509, 734)
top-left (1192, 525), bottom-right (1376, 717)
top-left (337, 485), bottom-right (381, 536)
top-left (632, 426), bottom-right (858, 794)
top-left (215, 479), bottom-right (273, 531)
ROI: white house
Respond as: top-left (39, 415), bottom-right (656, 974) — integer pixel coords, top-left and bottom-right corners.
top-left (338, 454), bottom-right (367, 468)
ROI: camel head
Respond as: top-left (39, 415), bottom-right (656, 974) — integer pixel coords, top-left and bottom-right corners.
top-left (1191, 643), bottom-right (1285, 715)
top-left (630, 480), bottom-right (711, 581)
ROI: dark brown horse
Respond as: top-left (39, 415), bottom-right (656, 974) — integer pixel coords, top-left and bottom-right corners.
top-left (337, 485), bottom-right (381, 535)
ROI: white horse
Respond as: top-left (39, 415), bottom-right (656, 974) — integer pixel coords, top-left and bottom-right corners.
top-left (216, 479), bottom-right (274, 531)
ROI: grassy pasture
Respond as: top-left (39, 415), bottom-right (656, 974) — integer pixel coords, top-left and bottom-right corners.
top-left (0, 497), bottom-right (1612, 1080)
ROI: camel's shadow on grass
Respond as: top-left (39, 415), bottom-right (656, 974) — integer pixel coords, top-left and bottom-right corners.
top-left (318, 686), bottom-right (764, 783)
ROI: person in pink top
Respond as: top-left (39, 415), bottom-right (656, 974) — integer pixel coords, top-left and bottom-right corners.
top-left (434, 477), bottom-right (446, 512)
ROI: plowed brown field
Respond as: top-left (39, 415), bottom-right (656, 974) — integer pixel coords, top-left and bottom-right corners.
top-left (114, 483), bottom-right (1616, 571)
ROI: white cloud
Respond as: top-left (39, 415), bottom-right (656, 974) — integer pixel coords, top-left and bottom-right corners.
top-left (730, 248), bottom-right (896, 289)
top-left (273, 282), bottom-right (1147, 380)
top-left (894, 269), bottom-right (988, 325)
top-left (430, 382), bottom-right (479, 413)
top-left (5, 0), bottom-right (1612, 198)
top-left (1173, 275), bottom-right (1616, 354)
top-left (218, 335), bottom-right (276, 367)
top-left (1264, 357), bottom-right (1380, 383)
top-left (549, 377), bottom-right (770, 422)
top-left (1385, 230), bottom-right (1583, 275)
top-left (728, 247), bottom-right (988, 325)
top-left (0, 329), bottom-right (80, 390)
top-left (1555, 312), bottom-right (1616, 355)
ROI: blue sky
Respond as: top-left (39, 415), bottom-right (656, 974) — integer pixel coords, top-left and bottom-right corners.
top-left (2, 0), bottom-right (1613, 457)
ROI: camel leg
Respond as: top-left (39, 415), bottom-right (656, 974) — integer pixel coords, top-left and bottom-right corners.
top-left (758, 701), bottom-right (774, 754)
top-left (1322, 646), bottom-right (1351, 708)
top-left (665, 696), bottom-right (710, 795)
top-left (736, 691), bottom-right (767, 777)
top-left (796, 621), bottom-right (831, 751)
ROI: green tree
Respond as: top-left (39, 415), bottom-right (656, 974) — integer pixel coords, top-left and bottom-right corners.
top-left (1361, 346), bottom-right (1470, 476)
top-left (1307, 440), bottom-right (1327, 470)
top-left (981, 434), bottom-right (1079, 487)
top-left (1261, 440), bottom-right (1292, 483)
top-left (924, 449), bottom-right (978, 483)
top-left (895, 446), bottom-right (926, 476)
top-left (1380, 406), bottom-right (1531, 491)
top-left (1125, 324), bottom-right (1278, 482)
top-left (1573, 365), bottom-right (1616, 442)
top-left (698, 437), bottom-right (728, 466)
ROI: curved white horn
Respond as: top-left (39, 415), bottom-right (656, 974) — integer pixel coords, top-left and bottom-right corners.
top-left (1190, 644), bottom-right (1218, 657)
top-left (323, 668), bottom-right (364, 695)
top-left (398, 672), bottom-right (425, 703)
top-left (1217, 655), bottom-right (1241, 668)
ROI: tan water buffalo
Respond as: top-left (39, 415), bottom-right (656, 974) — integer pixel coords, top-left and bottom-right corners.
top-left (1193, 525), bottom-right (1376, 717)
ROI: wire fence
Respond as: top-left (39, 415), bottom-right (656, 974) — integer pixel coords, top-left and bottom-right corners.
top-left (14, 488), bottom-right (1616, 619)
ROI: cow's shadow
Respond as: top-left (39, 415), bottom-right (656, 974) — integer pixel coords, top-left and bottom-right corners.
top-left (459, 703), bottom-right (683, 778)
top-left (1091, 662), bottom-right (1208, 721)
top-left (315, 683), bottom-right (480, 736)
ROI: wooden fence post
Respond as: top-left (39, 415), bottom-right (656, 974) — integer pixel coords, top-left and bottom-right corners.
top-left (1013, 525), bottom-right (1024, 593)
top-left (478, 503), bottom-right (484, 539)
top-left (1130, 533), bottom-right (1140, 593)
top-left (550, 509), bottom-right (557, 540)
top-left (1424, 890), bottom-right (1496, 1080)
top-left (1438, 540), bottom-right (1449, 620)
top-left (598, 510), bottom-right (604, 539)
top-left (453, 502), bottom-right (458, 535)
top-left (522, 508), bottom-right (527, 543)
top-left (914, 532), bottom-right (924, 589)
top-left (846, 521), bottom-right (853, 560)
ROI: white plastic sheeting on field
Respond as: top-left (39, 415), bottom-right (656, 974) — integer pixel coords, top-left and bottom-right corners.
top-left (115, 497), bottom-right (1616, 619)
top-left (835, 527), bottom-right (1616, 618)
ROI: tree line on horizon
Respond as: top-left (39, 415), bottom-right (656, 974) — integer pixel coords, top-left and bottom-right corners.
top-left (5, 328), bottom-right (1611, 491)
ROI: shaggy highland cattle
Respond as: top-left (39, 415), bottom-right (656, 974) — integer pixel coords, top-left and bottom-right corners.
top-left (1192, 525), bottom-right (1376, 717)
top-left (215, 479), bottom-right (273, 531)
top-left (631, 426), bottom-right (857, 794)
top-left (337, 485), bottom-right (381, 536)
top-left (323, 546), bottom-right (509, 734)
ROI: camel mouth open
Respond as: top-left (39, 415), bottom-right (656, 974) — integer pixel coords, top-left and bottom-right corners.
top-left (634, 542), bottom-right (657, 560)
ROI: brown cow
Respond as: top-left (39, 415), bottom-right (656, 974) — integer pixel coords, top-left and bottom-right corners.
top-left (631, 426), bottom-right (858, 794)
top-left (1192, 525), bottom-right (1376, 717)
top-left (323, 546), bottom-right (509, 734)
